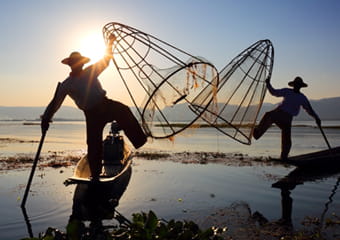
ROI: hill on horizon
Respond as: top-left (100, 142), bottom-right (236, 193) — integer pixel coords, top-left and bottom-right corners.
top-left (1, 96), bottom-right (340, 121)
top-left (0, 106), bottom-right (84, 121)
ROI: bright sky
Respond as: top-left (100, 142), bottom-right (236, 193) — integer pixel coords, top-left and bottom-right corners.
top-left (1, 0), bottom-right (339, 107)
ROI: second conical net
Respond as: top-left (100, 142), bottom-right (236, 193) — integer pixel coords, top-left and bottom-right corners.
top-left (190, 39), bottom-right (274, 144)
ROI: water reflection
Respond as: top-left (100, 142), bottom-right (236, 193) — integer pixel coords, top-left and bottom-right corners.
top-left (17, 158), bottom-right (340, 238)
top-left (21, 206), bottom-right (34, 238)
top-left (66, 164), bottom-right (132, 238)
top-left (21, 163), bottom-right (132, 239)
top-left (272, 166), bottom-right (340, 228)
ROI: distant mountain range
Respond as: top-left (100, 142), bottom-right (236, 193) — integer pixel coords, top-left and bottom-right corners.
top-left (1, 96), bottom-right (340, 121)
top-left (278, 97), bottom-right (340, 121)
top-left (0, 106), bottom-right (85, 121)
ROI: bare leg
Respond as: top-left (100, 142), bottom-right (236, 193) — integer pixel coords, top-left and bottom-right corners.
top-left (84, 98), bottom-right (147, 178)
top-left (104, 99), bottom-right (147, 149)
top-left (85, 113), bottom-right (106, 179)
top-left (280, 125), bottom-right (292, 160)
top-left (253, 111), bottom-right (274, 140)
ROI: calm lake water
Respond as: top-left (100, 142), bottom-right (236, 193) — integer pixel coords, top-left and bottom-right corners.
top-left (0, 120), bottom-right (339, 239)
top-left (1, 120), bottom-right (340, 157)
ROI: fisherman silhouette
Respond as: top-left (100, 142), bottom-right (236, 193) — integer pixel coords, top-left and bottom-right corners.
top-left (253, 77), bottom-right (321, 160)
top-left (41, 34), bottom-right (147, 179)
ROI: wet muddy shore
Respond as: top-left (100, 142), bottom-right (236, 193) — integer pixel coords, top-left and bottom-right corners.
top-left (0, 149), bottom-right (285, 173)
top-left (0, 136), bottom-right (284, 172)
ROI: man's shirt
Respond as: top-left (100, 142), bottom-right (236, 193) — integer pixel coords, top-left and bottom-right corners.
top-left (267, 82), bottom-right (318, 118)
top-left (42, 58), bottom-right (109, 121)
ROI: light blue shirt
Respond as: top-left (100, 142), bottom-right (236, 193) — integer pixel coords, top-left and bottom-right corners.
top-left (267, 82), bottom-right (319, 118)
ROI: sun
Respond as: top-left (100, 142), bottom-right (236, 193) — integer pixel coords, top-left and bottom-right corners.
top-left (78, 32), bottom-right (106, 63)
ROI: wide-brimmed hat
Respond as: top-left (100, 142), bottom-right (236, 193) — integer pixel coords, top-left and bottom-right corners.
top-left (61, 52), bottom-right (90, 66)
top-left (288, 76), bottom-right (308, 88)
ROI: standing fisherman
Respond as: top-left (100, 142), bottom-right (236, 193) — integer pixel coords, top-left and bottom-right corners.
top-left (253, 77), bottom-right (321, 160)
top-left (41, 34), bottom-right (147, 180)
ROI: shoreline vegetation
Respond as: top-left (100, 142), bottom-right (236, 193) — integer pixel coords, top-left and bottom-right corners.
top-left (0, 135), bottom-right (285, 172)
top-left (0, 149), bottom-right (278, 172)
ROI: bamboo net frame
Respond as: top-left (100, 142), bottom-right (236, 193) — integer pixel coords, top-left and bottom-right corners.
top-left (103, 23), bottom-right (274, 145)
top-left (103, 22), bottom-right (219, 139)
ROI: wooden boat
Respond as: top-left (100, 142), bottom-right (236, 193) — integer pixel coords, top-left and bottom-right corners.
top-left (284, 146), bottom-right (340, 168)
top-left (65, 136), bottom-right (133, 185)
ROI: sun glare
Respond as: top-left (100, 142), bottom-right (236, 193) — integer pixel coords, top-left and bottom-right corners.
top-left (79, 32), bottom-right (106, 63)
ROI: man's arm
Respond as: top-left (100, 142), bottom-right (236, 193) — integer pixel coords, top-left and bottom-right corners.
top-left (265, 77), bottom-right (285, 97)
top-left (303, 100), bottom-right (321, 125)
top-left (90, 34), bottom-right (116, 75)
top-left (41, 82), bottom-right (67, 133)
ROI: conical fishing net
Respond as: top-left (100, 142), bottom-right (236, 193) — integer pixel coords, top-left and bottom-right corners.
top-left (103, 22), bottom-right (219, 139)
top-left (190, 39), bottom-right (274, 144)
top-left (103, 22), bottom-right (274, 145)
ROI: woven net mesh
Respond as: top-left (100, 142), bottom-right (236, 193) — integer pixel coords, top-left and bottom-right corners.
top-left (191, 40), bottom-right (274, 144)
top-left (103, 22), bottom-right (274, 144)
top-left (103, 22), bottom-right (219, 139)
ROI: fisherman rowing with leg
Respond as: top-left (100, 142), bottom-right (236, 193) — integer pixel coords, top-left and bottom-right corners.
top-left (41, 34), bottom-right (147, 181)
top-left (253, 77), bottom-right (321, 160)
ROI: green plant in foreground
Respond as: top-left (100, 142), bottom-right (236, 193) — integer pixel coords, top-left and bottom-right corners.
top-left (21, 211), bottom-right (339, 240)
top-left (115, 210), bottom-right (226, 240)
top-left (21, 210), bottom-right (226, 240)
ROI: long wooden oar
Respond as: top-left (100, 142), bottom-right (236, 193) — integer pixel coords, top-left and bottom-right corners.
top-left (21, 83), bottom-right (60, 207)
top-left (318, 123), bottom-right (331, 150)
top-left (21, 131), bottom-right (47, 208)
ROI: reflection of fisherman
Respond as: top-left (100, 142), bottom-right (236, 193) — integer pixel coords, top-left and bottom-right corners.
top-left (67, 165), bottom-right (132, 239)
top-left (41, 34), bottom-right (147, 179)
top-left (253, 77), bottom-right (321, 160)
top-left (272, 181), bottom-right (296, 227)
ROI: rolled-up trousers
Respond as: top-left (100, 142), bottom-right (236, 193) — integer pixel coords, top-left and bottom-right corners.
top-left (253, 108), bottom-right (293, 159)
top-left (84, 97), bottom-right (147, 178)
